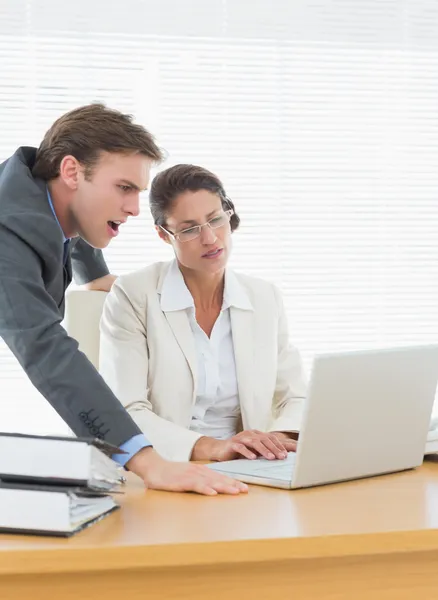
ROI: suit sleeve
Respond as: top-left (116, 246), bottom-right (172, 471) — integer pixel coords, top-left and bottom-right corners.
top-left (268, 285), bottom-right (307, 433)
top-left (0, 223), bottom-right (143, 448)
top-left (70, 237), bottom-right (110, 285)
top-left (99, 280), bottom-right (203, 462)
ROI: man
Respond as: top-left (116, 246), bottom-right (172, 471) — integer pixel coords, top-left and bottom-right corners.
top-left (0, 103), bottom-right (247, 496)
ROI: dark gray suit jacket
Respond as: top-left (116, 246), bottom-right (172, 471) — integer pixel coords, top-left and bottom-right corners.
top-left (0, 147), bottom-right (142, 446)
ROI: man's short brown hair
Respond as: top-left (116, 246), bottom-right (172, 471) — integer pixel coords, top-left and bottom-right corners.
top-left (32, 103), bottom-right (163, 180)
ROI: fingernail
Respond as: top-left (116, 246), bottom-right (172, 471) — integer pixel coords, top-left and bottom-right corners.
top-left (268, 452), bottom-right (275, 459)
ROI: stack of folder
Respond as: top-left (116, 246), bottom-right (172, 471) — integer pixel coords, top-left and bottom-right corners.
top-left (0, 433), bottom-right (124, 537)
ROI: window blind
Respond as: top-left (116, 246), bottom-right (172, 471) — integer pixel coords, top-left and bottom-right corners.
top-left (1, 0), bottom-right (438, 433)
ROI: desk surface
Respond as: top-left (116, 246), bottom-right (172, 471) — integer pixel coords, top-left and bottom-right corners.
top-left (2, 459), bottom-right (438, 576)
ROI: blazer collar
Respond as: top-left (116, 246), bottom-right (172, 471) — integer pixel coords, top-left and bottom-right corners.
top-left (158, 259), bottom-right (254, 313)
top-left (159, 259), bottom-right (194, 312)
top-left (156, 259), bottom-right (256, 412)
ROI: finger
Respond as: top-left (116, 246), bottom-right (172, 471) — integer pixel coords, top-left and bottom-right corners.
top-left (239, 434), bottom-right (285, 459)
top-left (188, 473), bottom-right (246, 496)
top-left (236, 481), bottom-right (249, 492)
top-left (192, 483), bottom-right (218, 496)
top-left (269, 437), bottom-right (293, 457)
top-left (246, 439), bottom-right (277, 460)
top-left (285, 441), bottom-right (297, 452)
top-left (231, 442), bottom-right (257, 460)
top-left (193, 475), bottom-right (248, 496)
top-left (260, 437), bottom-right (287, 460)
top-left (282, 440), bottom-right (298, 452)
top-left (264, 433), bottom-right (297, 456)
top-left (266, 433), bottom-right (289, 453)
top-left (247, 430), bottom-right (284, 447)
top-left (200, 468), bottom-right (249, 493)
top-left (208, 478), bottom-right (249, 495)
top-left (261, 435), bottom-right (289, 458)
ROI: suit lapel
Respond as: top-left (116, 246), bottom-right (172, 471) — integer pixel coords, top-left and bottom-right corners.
top-left (157, 262), bottom-right (198, 399)
top-left (164, 310), bottom-right (198, 400)
top-left (230, 306), bottom-right (255, 428)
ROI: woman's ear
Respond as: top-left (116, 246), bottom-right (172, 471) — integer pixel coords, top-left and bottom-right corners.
top-left (156, 225), bottom-right (172, 245)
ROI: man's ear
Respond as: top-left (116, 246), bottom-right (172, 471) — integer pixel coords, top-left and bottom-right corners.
top-left (59, 155), bottom-right (82, 190)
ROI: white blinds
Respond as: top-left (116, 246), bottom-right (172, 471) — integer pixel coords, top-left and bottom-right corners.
top-left (1, 0), bottom-right (438, 433)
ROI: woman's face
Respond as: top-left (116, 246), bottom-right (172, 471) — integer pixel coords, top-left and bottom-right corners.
top-left (159, 189), bottom-right (232, 275)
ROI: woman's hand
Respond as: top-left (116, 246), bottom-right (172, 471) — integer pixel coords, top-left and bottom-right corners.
top-left (192, 430), bottom-right (297, 462)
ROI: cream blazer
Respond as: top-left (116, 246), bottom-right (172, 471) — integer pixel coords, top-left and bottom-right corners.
top-left (99, 261), bottom-right (307, 461)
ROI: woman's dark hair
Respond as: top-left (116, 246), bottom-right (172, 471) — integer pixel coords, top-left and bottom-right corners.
top-left (149, 164), bottom-right (240, 232)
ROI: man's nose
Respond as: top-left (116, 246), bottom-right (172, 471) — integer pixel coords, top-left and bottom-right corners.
top-left (124, 194), bottom-right (140, 217)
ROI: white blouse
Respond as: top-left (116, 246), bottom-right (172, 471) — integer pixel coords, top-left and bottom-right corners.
top-left (160, 260), bottom-right (253, 440)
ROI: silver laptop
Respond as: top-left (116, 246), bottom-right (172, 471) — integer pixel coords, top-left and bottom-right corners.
top-left (208, 345), bottom-right (438, 489)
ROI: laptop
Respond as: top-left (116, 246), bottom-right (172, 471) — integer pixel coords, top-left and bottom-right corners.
top-left (208, 345), bottom-right (438, 489)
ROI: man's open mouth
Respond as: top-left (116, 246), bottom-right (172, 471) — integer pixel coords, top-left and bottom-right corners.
top-left (108, 220), bottom-right (121, 232)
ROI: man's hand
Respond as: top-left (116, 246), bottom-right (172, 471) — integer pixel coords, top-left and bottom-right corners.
top-left (126, 447), bottom-right (248, 496)
top-left (82, 274), bottom-right (117, 292)
top-left (191, 430), bottom-right (297, 462)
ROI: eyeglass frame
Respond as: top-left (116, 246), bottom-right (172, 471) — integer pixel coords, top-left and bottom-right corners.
top-left (159, 206), bottom-right (234, 243)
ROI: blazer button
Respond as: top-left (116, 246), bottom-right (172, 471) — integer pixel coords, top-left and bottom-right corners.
top-left (79, 412), bottom-right (87, 422)
top-left (90, 426), bottom-right (99, 435)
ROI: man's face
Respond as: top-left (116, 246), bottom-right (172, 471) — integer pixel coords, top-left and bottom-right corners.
top-left (71, 151), bottom-right (152, 248)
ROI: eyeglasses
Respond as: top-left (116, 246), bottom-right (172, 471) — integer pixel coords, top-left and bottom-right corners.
top-left (160, 209), bottom-right (234, 243)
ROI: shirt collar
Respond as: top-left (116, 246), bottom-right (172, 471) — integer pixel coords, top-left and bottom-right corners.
top-left (159, 259), bottom-right (253, 312)
top-left (223, 269), bottom-right (253, 311)
top-left (47, 187), bottom-right (69, 243)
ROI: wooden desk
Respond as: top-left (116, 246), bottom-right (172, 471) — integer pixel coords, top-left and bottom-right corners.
top-left (2, 460), bottom-right (438, 599)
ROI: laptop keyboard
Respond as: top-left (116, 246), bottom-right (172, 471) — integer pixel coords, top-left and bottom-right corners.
top-left (208, 452), bottom-right (296, 481)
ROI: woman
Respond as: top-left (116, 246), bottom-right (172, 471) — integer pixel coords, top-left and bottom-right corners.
top-left (99, 164), bottom-right (307, 462)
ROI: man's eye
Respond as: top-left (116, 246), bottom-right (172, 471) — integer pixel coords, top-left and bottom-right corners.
top-left (119, 185), bottom-right (131, 192)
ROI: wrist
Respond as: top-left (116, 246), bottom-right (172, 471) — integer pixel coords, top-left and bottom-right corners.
top-left (191, 436), bottom-right (222, 461)
top-left (125, 446), bottom-right (158, 481)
